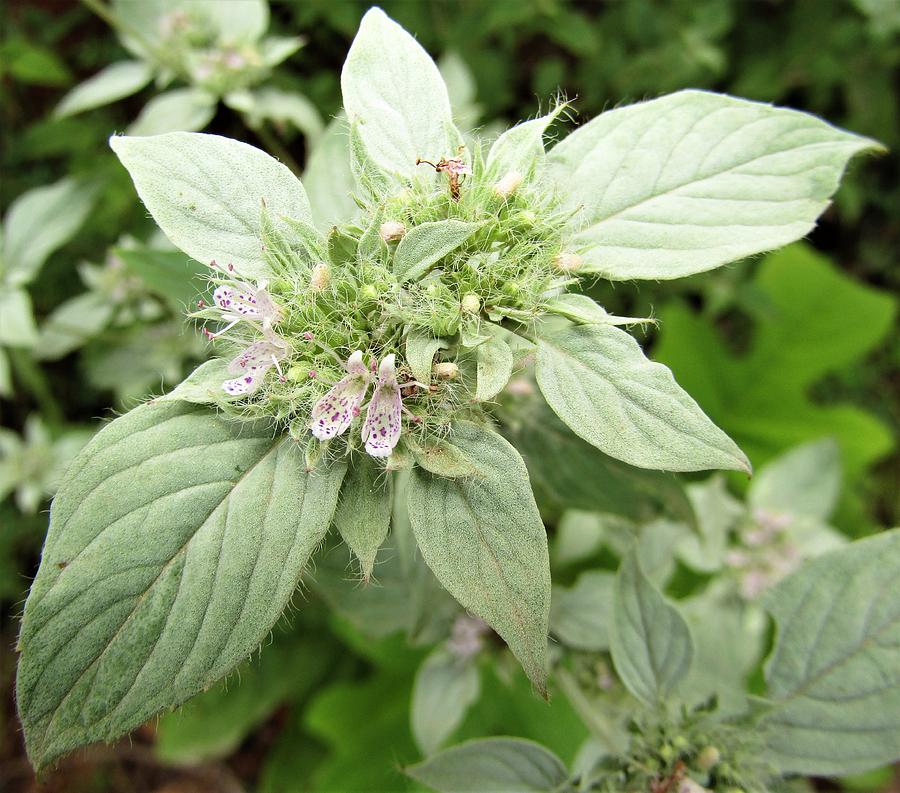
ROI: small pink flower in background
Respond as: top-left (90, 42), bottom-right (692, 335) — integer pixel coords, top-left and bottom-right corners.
top-left (362, 354), bottom-right (403, 458)
top-left (447, 615), bottom-right (489, 660)
top-left (310, 351), bottom-right (372, 440)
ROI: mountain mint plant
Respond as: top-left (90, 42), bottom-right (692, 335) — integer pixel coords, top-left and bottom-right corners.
top-left (15, 6), bottom-right (889, 779)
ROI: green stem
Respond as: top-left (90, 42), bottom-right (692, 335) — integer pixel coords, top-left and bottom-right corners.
top-left (250, 118), bottom-right (302, 176)
top-left (7, 349), bottom-right (64, 425)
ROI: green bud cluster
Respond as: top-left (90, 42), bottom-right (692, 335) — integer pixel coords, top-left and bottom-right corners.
top-left (590, 705), bottom-right (776, 793)
top-left (193, 147), bottom-right (572, 461)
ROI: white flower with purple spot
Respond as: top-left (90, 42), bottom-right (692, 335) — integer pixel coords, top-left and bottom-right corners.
top-left (222, 338), bottom-right (287, 396)
top-left (310, 351), bottom-right (372, 441)
top-left (362, 354), bottom-right (402, 458)
top-left (206, 280), bottom-right (281, 339)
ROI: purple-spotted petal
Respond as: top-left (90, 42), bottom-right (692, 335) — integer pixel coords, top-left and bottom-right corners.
top-left (227, 341), bottom-right (284, 375)
top-left (213, 282), bottom-right (261, 318)
top-left (310, 376), bottom-right (369, 440)
top-left (362, 354), bottom-right (401, 458)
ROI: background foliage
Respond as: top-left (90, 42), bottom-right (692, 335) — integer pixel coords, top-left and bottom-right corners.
top-left (1, 1), bottom-right (897, 790)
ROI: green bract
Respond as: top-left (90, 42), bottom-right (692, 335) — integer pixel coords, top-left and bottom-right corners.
top-left (16, 5), bottom-right (880, 771)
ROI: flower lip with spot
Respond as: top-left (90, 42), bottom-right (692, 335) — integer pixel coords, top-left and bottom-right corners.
top-left (222, 337), bottom-right (287, 396)
top-left (362, 354), bottom-right (402, 458)
top-left (207, 279), bottom-right (282, 339)
top-left (309, 351), bottom-right (372, 441)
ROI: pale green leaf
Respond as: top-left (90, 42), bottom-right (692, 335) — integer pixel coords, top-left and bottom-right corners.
top-left (2, 178), bottom-right (98, 287)
top-left (34, 292), bottom-right (115, 360)
top-left (158, 359), bottom-right (230, 404)
top-left (406, 331), bottom-right (448, 385)
top-left (485, 104), bottom-right (565, 182)
top-left (411, 648), bottom-right (480, 755)
top-left (749, 438), bottom-right (841, 521)
top-left (54, 61), bottom-right (153, 118)
top-left (407, 421), bottom-right (550, 691)
top-left (0, 288), bottom-right (38, 347)
top-left (259, 36), bottom-right (304, 69)
top-left (393, 220), bottom-right (480, 282)
top-left (406, 737), bottom-right (570, 793)
top-left (341, 8), bottom-right (459, 180)
top-left (229, 87), bottom-right (323, 140)
top-left (16, 401), bottom-right (345, 770)
top-left (546, 294), bottom-right (654, 328)
top-left (676, 476), bottom-right (744, 573)
top-left (475, 330), bottom-right (513, 401)
top-left (333, 454), bottom-right (392, 579)
top-left (550, 571), bottom-right (614, 652)
top-left (407, 437), bottom-right (477, 479)
top-left (536, 322), bottom-right (750, 473)
top-left (0, 348), bottom-right (11, 398)
top-left (127, 88), bottom-right (217, 136)
top-left (110, 131), bottom-right (313, 280)
top-left (505, 397), bottom-right (695, 524)
top-left (760, 529), bottom-right (900, 776)
top-left (550, 90), bottom-right (881, 280)
top-left (303, 114), bottom-right (357, 231)
top-left (610, 548), bottom-right (694, 707)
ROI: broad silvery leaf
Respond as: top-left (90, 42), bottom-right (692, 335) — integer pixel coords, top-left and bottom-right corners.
top-left (16, 401), bottom-right (345, 769)
top-left (158, 359), bottom-right (231, 404)
top-left (406, 737), bottom-right (570, 793)
top-left (546, 294), bottom-right (654, 328)
top-left (333, 454), bottom-right (392, 579)
top-left (748, 437), bottom-right (841, 520)
top-left (110, 132), bottom-right (313, 280)
top-left (407, 421), bottom-right (550, 692)
top-left (760, 529), bottom-right (900, 776)
top-left (484, 104), bottom-right (565, 182)
top-left (550, 571), bottom-right (615, 652)
top-left (393, 219), bottom-right (480, 282)
top-left (549, 90), bottom-right (881, 280)
top-left (54, 61), bottom-right (153, 118)
top-left (505, 399), bottom-right (695, 525)
top-left (127, 88), bottom-right (218, 136)
top-left (34, 292), bottom-right (115, 360)
top-left (609, 548), bottom-right (694, 707)
top-left (536, 322), bottom-right (750, 473)
top-left (0, 289), bottom-right (38, 347)
top-left (411, 648), bottom-right (480, 755)
top-left (405, 331), bottom-right (448, 385)
top-left (341, 8), bottom-right (460, 180)
top-left (303, 115), bottom-right (358, 231)
top-left (475, 329), bottom-right (513, 401)
top-left (2, 178), bottom-right (98, 287)
top-left (407, 436), bottom-right (478, 479)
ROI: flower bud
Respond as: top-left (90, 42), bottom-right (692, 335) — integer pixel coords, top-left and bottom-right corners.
top-left (360, 284), bottom-right (379, 301)
top-left (310, 262), bottom-right (330, 291)
top-left (379, 220), bottom-right (406, 242)
top-left (493, 170), bottom-right (523, 199)
top-left (461, 293), bottom-right (481, 313)
top-left (288, 363), bottom-right (311, 382)
top-left (433, 362), bottom-right (459, 380)
top-left (553, 252), bottom-right (583, 273)
top-left (696, 746), bottom-right (721, 771)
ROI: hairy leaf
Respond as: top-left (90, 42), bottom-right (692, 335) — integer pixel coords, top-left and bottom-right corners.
top-left (2, 178), bottom-right (98, 287)
top-left (610, 548), bottom-right (694, 706)
top-left (411, 648), bottom-right (480, 755)
top-left (760, 529), bottom-right (900, 776)
top-left (393, 219), bottom-right (480, 282)
top-left (16, 401), bottom-right (345, 769)
top-left (54, 61), bottom-right (153, 118)
top-left (475, 330), bottom-right (513, 401)
top-left (536, 322), bottom-right (750, 473)
top-left (341, 8), bottom-right (459, 179)
top-left (406, 737), bottom-right (570, 793)
top-left (110, 132), bottom-right (312, 280)
top-left (550, 90), bottom-right (880, 279)
top-left (407, 421), bottom-right (550, 692)
top-left (333, 454), bottom-right (392, 579)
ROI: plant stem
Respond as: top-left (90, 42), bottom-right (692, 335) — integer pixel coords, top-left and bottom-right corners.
top-left (7, 349), bottom-right (64, 425)
top-left (250, 119), bottom-right (303, 175)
